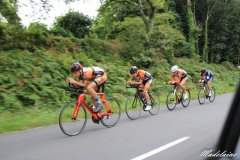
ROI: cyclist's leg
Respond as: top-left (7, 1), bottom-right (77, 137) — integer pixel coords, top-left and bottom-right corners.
top-left (87, 82), bottom-right (98, 103)
top-left (143, 79), bottom-right (153, 110)
top-left (88, 74), bottom-right (107, 112)
top-left (143, 82), bottom-right (151, 105)
top-left (179, 77), bottom-right (188, 99)
top-left (207, 76), bottom-right (213, 95)
top-left (179, 77), bottom-right (188, 93)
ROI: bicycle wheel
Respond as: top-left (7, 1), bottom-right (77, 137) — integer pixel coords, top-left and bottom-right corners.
top-left (149, 92), bottom-right (160, 115)
top-left (182, 89), bottom-right (191, 107)
top-left (125, 95), bottom-right (142, 120)
top-left (59, 101), bottom-right (87, 136)
top-left (198, 88), bottom-right (205, 105)
top-left (100, 97), bottom-right (121, 128)
top-left (209, 87), bottom-right (216, 102)
top-left (166, 91), bottom-right (177, 111)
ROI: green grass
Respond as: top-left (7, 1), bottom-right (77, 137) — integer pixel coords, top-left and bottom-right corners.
top-left (0, 108), bottom-right (59, 134)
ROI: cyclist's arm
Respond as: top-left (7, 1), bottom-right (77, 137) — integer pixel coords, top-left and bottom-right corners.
top-left (128, 81), bottom-right (141, 85)
top-left (72, 81), bottom-right (85, 87)
top-left (171, 74), bottom-right (175, 82)
top-left (168, 74), bottom-right (176, 84)
top-left (66, 78), bottom-right (85, 87)
top-left (198, 74), bottom-right (204, 82)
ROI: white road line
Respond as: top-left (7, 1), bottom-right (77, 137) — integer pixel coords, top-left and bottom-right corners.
top-left (131, 136), bottom-right (190, 160)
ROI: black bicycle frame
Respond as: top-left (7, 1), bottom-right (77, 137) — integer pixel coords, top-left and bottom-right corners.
top-left (126, 85), bottom-right (155, 108)
top-left (136, 89), bottom-right (156, 107)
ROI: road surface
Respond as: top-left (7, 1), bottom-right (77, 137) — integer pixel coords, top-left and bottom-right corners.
top-left (0, 93), bottom-right (236, 160)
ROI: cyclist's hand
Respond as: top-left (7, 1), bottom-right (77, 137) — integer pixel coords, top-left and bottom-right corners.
top-left (66, 78), bottom-right (75, 84)
top-left (169, 81), bottom-right (176, 84)
top-left (128, 81), bottom-right (132, 85)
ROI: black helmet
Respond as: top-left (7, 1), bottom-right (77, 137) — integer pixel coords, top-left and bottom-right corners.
top-left (70, 62), bottom-right (83, 72)
top-left (201, 68), bottom-right (206, 74)
top-left (130, 66), bottom-right (138, 74)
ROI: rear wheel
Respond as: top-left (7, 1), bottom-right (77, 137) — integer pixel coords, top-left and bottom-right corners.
top-left (198, 88), bottom-right (205, 105)
top-left (59, 102), bottom-right (87, 136)
top-left (166, 91), bottom-right (177, 111)
top-left (125, 95), bottom-right (142, 120)
top-left (149, 92), bottom-right (160, 115)
top-left (100, 97), bottom-right (121, 128)
top-left (182, 89), bottom-right (191, 107)
top-left (209, 87), bottom-right (216, 102)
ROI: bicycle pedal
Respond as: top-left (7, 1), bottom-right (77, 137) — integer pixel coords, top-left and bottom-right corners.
top-left (92, 116), bottom-right (100, 124)
top-left (71, 117), bottom-right (77, 120)
top-left (143, 105), bottom-right (146, 110)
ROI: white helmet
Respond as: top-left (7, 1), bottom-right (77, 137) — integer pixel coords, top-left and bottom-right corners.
top-left (171, 65), bottom-right (178, 73)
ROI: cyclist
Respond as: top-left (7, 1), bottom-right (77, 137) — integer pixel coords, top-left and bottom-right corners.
top-left (199, 68), bottom-right (214, 96)
top-left (66, 62), bottom-right (107, 112)
top-left (127, 66), bottom-right (153, 111)
top-left (168, 65), bottom-right (188, 100)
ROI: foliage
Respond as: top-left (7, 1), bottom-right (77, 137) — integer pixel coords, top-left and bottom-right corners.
top-left (27, 22), bottom-right (50, 46)
top-left (154, 12), bottom-right (180, 29)
top-left (149, 24), bottom-right (191, 63)
top-left (0, 50), bottom-right (69, 112)
top-left (49, 25), bottom-right (73, 37)
top-left (53, 11), bottom-right (93, 38)
top-left (0, 0), bottom-right (20, 24)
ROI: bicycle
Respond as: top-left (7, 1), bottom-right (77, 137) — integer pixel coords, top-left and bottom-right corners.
top-left (166, 83), bottom-right (191, 111)
top-left (125, 85), bottom-right (160, 120)
top-left (59, 83), bottom-right (121, 136)
top-left (198, 82), bottom-right (216, 104)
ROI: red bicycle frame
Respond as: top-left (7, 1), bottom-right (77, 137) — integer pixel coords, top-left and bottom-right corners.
top-left (71, 92), bottom-right (114, 120)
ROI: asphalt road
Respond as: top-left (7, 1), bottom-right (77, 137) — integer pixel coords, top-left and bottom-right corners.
top-left (0, 93), bottom-right (235, 160)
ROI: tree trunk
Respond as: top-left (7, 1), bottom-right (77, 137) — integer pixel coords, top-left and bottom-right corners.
top-left (203, 16), bottom-right (209, 62)
top-left (193, 1), bottom-right (199, 55)
top-left (187, 0), bottom-right (195, 57)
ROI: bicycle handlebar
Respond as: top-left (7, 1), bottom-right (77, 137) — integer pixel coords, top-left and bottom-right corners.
top-left (126, 84), bottom-right (140, 89)
top-left (67, 83), bottom-right (84, 93)
top-left (166, 82), bottom-right (179, 86)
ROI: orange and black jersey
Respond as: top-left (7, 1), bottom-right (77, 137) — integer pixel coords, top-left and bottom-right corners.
top-left (79, 67), bottom-right (105, 80)
top-left (136, 69), bottom-right (152, 81)
top-left (171, 69), bottom-right (187, 83)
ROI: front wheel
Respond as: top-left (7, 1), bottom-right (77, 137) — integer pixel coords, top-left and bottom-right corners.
top-left (166, 91), bottom-right (177, 111)
top-left (59, 101), bottom-right (87, 136)
top-left (209, 87), bottom-right (216, 102)
top-left (100, 97), bottom-right (121, 128)
top-left (181, 89), bottom-right (191, 107)
top-left (198, 88), bottom-right (205, 105)
top-left (149, 92), bottom-right (160, 115)
top-left (125, 95), bottom-right (142, 120)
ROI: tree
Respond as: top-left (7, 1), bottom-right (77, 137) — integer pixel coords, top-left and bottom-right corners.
top-left (0, 0), bottom-right (20, 24)
top-left (194, 0), bottom-right (218, 62)
top-left (208, 0), bottom-right (240, 64)
top-left (53, 11), bottom-right (93, 38)
top-left (106, 0), bottom-right (167, 34)
top-left (174, 0), bottom-right (197, 57)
